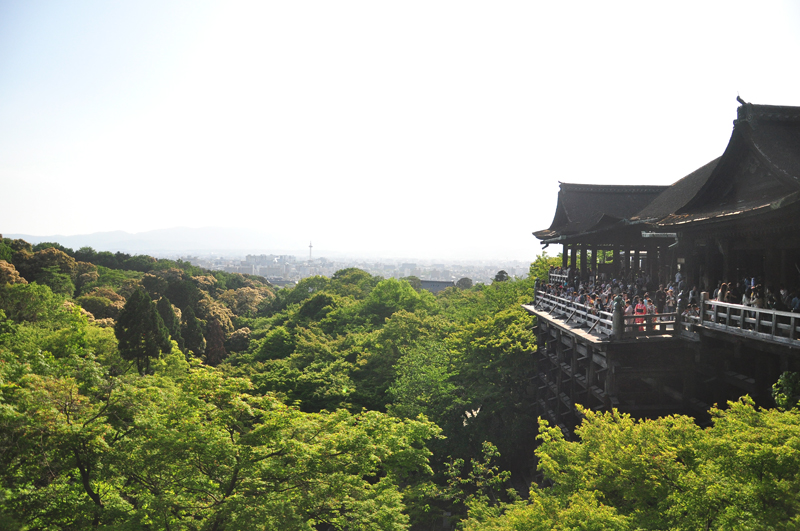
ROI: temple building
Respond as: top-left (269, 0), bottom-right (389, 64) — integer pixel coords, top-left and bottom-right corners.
top-left (536, 101), bottom-right (800, 290)
top-left (525, 100), bottom-right (800, 435)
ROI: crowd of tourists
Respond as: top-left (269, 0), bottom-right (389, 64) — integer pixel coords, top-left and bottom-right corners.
top-left (709, 279), bottom-right (800, 313)
top-left (537, 269), bottom-right (697, 325)
top-left (539, 266), bottom-right (800, 335)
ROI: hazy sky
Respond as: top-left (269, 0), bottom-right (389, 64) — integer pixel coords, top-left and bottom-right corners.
top-left (2, 1), bottom-right (800, 261)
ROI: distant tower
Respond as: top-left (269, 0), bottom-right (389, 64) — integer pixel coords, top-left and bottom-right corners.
top-left (309, 241), bottom-right (313, 261)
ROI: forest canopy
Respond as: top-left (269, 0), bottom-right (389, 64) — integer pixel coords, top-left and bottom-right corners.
top-left (2, 238), bottom-right (799, 529)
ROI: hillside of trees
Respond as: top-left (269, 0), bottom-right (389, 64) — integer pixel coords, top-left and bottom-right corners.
top-left (2, 239), bottom-right (800, 529)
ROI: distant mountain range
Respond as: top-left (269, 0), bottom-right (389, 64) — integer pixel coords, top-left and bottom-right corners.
top-left (4, 227), bottom-right (312, 256)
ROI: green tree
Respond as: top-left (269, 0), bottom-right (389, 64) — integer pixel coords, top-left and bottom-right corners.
top-left (256, 325), bottom-right (295, 360)
top-left (204, 317), bottom-right (228, 366)
top-left (123, 254), bottom-right (157, 272)
top-left (329, 268), bottom-right (382, 299)
top-left (528, 251), bottom-right (562, 281)
top-left (493, 270), bottom-right (509, 283)
top-left (401, 275), bottom-right (422, 291)
top-left (0, 240), bottom-right (14, 262)
top-left (0, 260), bottom-right (27, 285)
top-left (456, 277), bottom-right (473, 289)
top-left (32, 241), bottom-right (74, 255)
top-left (181, 305), bottom-right (205, 356)
top-left (773, 370), bottom-right (800, 410)
top-left (156, 296), bottom-right (184, 351)
top-left (13, 247), bottom-right (77, 289)
top-left (361, 278), bottom-right (434, 326)
top-left (446, 307), bottom-right (537, 466)
top-left (514, 398), bottom-right (800, 530)
top-left (141, 273), bottom-right (169, 299)
top-left (351, 310), bottom-right (443, 412)
top-left (0, 342), bottom-right (440, 529)
top-left (0, 282), bottom-right (64, 323)
top-left (36, 265), bottom-right (75, 296)
top-left (115, 289), bottom-right (172, 374)
top-left (388, 339), bottom-right (456, 421)
top-left (73, 245), bottom-right (97, 263)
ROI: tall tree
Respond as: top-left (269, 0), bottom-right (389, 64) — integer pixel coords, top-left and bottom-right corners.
top-left (156, 296), bottom-right (184, 351)
top-left (204, 317), bottom-right (227, 367)
top-left (181, 305), bottom-right (205, 357)
top-left (115, 289), bottom-right (171, 374)
top-left (493, 270), bottom-right (510, 283)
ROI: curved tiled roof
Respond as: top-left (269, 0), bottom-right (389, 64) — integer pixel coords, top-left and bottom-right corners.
top-left (534, 184), bottom-right (667, 240)
top-left (631, 158), bottom-right (720, 222)
top-left (535, 101), bottom-right (800, 240)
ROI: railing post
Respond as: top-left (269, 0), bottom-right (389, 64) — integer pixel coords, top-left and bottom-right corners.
top-left (612, 295), bottom-right (624, 340)
top-left (700, 292), bottom-right (709, 323)
top-left (676, 292), bottom-right (686, 334)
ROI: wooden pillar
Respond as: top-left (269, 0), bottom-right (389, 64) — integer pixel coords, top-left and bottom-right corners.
top-left (555, 330), bottom-right (564, 423)
top-left (591, 247), bottom-right (598, 281)
top-left (570, 244), bottom-right (577, 270)
top-left (586, 345), bottom-right (596, 407)
top-left (562, 244), bottom-right (569, 269)
top-left (634, 249), bottom-right (641, 277)
top-left (765, 247), bottom-right (780, 289)
top-left (620, 247), bottom-right (627, 278)
top-left (648, 245), bottom-right (657, 283)
top-left (570, 342), bottom-right (578, 406)
top-left (721, 239), bottom-right (731, 283)
top-left (580, 245), bottom-right (587, 281)
top-left (781, 249), bottom-right (788, 288)
top-left (625, 248), bottom-right (632, 280)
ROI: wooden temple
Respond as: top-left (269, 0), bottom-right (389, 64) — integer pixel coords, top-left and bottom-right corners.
top-left (525, 100), bottom-right (800, 435)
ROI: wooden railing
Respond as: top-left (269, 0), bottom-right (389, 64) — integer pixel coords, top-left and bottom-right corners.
top-left (533, 291), bottom-right (678, 339)
top-left (533, 291), bottom-right (800, 346)
top-left (533, 291), bottom-right (613, 336)
top-left (621, 313), bottom-right (678, 337)
top-left (701, 299), bottom-right (800, 346)
top-left (548, 272), bottom-right (569, 285)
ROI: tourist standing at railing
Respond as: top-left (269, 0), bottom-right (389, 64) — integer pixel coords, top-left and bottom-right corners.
top-left (741, 287), bottom-right (753, 330)
top-left (713, 281), bottom-right (722, 300)
top-left (655, 285), bottom-right (666, 315)
top-left (771, 290), bottom-right (789, 312)
top-left (625, 299), bottom-right (634, 332)
top-left (753, 286), bottom-right (765, 309)
top-left (665, 289), bottom-right (676, 316)
top-left (634, 296), bottom-right (646, 331)
top-left (780, 286), bottom-right (791, 308)
top-left (688, 286), bottom-right (698, 306)
top-left (717, 283), bottom-right (728, 302)
top-left (682, 304), bottom-right (699, 320)
top-left (726, 285), bottom-right (736, 304)
top-left (594, 294), bottom-right (605, 314)
top-left (790, 291), bottom-right (800, 312)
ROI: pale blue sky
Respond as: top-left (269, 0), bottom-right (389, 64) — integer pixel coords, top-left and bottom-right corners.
top-left (2, 1), bottom-right (800, 260)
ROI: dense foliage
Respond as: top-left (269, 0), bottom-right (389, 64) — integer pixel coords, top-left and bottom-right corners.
top-left (3, 238), bottom-right (800, 529)
top-left (0, 239), bottom-right (540, 529)
top-left (462, 401), bottom-right (800, 530)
